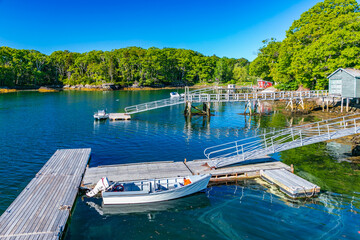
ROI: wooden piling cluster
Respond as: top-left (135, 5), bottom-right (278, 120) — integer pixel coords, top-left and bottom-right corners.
top-left (184, 101), bottom-right (211, 117)
top-left (0, 149), bottom-right (91, 240)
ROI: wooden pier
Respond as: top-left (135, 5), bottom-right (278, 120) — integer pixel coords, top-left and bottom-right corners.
top-left (0, 148), bottom-right (91, 240)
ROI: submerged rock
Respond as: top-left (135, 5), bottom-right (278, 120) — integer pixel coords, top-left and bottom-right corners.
top-left (351, 145), bottom-right (360, 156)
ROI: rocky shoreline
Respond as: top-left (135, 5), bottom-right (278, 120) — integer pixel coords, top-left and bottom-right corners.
top-left (0, 83), bottom-right (190, 93)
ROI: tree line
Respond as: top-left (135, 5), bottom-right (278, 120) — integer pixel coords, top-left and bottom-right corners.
top-left (249, 0), bottom-right (360, 90)
top-left (0, 46), bottom-right (254, 88)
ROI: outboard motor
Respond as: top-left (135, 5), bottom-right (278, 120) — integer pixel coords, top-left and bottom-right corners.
top-left (86, 177), bottom-right (109, 197)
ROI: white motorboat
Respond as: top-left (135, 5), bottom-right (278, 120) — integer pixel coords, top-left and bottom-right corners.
top-left (93, 110), bottom-right (109, 120)
top-left (86, 174), bottom-right (211, 205)
top-left (170, 92), bottom-right (180, 98)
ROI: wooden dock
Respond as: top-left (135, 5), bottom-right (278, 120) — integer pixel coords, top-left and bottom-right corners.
top-left (260, 169), bottom-right (320, 198)
top-left (82, 157), bottom-right (319, 199)
top-left (82, 157), bottom-right (291, 188)
top-left (0, 148), bottom-right (91, 240)
top-left (109, 113), bottom-right (131, 121)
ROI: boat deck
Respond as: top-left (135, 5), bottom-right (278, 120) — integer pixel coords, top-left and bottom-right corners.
top-left (0, 149), bottom-right (91, 240)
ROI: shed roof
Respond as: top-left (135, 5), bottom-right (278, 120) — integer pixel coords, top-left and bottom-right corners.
top-left (327, 68), bottom-right (360, 79)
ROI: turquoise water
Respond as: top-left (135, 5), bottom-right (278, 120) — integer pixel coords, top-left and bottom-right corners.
top-left (0, 90), bottom-right (359, 239)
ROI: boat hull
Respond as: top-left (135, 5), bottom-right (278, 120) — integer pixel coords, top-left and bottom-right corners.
top-left (102, 174), bottom-right (211, 205)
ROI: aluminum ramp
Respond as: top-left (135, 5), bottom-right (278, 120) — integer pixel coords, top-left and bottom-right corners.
top-left (204, 114), bottom-right (360, 168)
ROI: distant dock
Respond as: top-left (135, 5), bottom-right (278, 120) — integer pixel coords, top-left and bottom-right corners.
top-left (0, 149), bottom-right (91, 240)
top-left (109, 113), bottom-right (131, 121)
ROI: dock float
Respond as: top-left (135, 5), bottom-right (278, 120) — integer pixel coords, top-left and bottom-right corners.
top-left (0, 148), bottom-right (91, 240)
top-left (109, 113), bottom-right (131, 121)
top-left (82, 158), bottom-right (291, 188)
top-left (260, 169), bottom-right (320, 198)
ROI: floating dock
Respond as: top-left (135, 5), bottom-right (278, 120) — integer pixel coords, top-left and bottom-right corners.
top-left (82, 157), bottom-right (319, 199)
top-left (109, 113), bottom-right (131, 121)
top-left (82, 157), bottom-right (291, 188)
top-left (0, 148), bottom-right (91, 240)
top-left (260, 169), bottom-right (320, 198)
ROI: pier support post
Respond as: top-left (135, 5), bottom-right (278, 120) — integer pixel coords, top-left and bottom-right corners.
top-left (346, 98), bottom-right (349, 112)
top-left (202, 102), bottom-right (211, 116)
top-left (341, 98), bottom-right (344, 113)
top-left (322, 98), bottom-right (325, 112)
top-left (207, 102), bottom-right (211, 116)
top-left (244, 100), bottom-right (252, 115)
top-left (326, 99), bottom-right (329, 112)
top-left (184, 101), bottom-right (192, 117)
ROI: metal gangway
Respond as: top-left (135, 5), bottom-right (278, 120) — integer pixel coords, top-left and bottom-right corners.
top-left (124, 87), bottom-right (215, 114)
top-left (204, 114), bottom-right (360, 168)
top-left (124, 87), bottom-right (328, 114)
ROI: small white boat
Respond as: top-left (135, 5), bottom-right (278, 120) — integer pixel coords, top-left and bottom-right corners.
top-left (86, 174), bottom-right (211, 205)
top-left (170, 92), bottom-right (180, 98)
top-left (93, 110), bottom-right (109, 120)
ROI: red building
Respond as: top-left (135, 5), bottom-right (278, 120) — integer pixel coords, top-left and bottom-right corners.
top-left (257, 79), bottom-right (273, 89)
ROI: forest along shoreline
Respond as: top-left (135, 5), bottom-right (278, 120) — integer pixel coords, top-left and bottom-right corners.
top-left (0, 83), bottom-right (241, 93)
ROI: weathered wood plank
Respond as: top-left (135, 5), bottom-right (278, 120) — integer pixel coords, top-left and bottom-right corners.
top-left (0, 148), bottom-right (91, 240)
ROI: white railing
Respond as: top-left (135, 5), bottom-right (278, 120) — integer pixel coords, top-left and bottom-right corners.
top-left (125, 89), bottom-right (328, 114)
top-left (125, 87), bottom-right (215, 114)
top-left (204, 113), bottom-right (360, 168)
top-left (186, 90), bottom-right (328, 103)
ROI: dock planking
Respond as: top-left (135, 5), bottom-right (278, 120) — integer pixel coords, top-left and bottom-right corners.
top-left (0, 148), bottom-right (91, 240)
top-left (82, 157), bottom-right (292, 188)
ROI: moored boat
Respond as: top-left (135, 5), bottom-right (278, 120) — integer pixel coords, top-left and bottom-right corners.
top-left (86, 174), bottom-right (211, 205)
top-left (170, 92), bottom-right (180, 98)
top-left (93, 110), bottom-right (109, 120)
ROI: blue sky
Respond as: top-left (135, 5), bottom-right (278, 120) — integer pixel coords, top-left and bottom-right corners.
top-left (0, 0), bottom-right (322, 60)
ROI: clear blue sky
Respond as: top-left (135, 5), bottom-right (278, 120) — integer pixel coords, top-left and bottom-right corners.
top-left (0, 0), bottom-right (322, 61)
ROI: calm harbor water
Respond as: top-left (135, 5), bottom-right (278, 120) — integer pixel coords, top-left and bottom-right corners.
top-left (0, 90), bottom-right (359, 239)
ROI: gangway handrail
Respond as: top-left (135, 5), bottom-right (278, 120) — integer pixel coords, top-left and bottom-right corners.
top-left (204, 113), bottom-right (360, 157)
top-left (204, 113), bottom-right (360, 168)
top-left (124, 87), bottom-right (216, 114)
top-left (124, 89), bottom-right (329, 114)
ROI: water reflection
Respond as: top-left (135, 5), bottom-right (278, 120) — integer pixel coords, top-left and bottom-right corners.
top-left (86, 193), bottom-right (211, 216)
